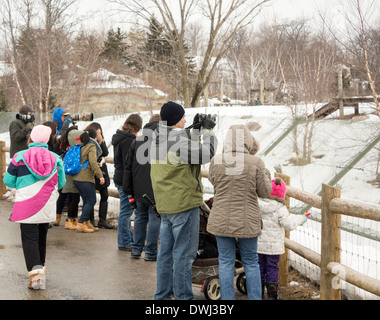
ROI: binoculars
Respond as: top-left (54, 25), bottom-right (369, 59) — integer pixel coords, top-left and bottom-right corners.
top-left (16, 113), bottom-right (35, 123)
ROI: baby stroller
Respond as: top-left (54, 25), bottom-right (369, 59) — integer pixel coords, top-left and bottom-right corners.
top-left (192, 198), bottom-right (245, 300)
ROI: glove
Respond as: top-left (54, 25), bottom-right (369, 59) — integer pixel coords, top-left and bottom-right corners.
top-left (192, 113), bottom-right (202, 130)
top-left (303, 211), bottom-right (311, 223)
top-left (201, 114), bottom-right (216, 130)
top-left (26, 122), bottom-right (34, 130)
top-left (128, 195), bottom-right (137, 210)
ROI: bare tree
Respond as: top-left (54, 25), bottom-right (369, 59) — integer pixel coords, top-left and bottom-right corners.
top-left (109, 0), bottom-right (270, 108)
top-left (318, 0), bottom-right (380, 117)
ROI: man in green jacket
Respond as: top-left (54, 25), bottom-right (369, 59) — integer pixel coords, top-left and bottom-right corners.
top-left (150, 101), bottom-right (217, 300)
top-left (9, 105), bottom-right (35, 158)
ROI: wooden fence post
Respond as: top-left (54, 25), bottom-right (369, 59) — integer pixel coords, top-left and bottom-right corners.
top-left (275, 173), bottom-right (290, 287)
top-left (0, 141), bottom-right (6, 197)
top-left (320, 184), bottom-right (341, 300)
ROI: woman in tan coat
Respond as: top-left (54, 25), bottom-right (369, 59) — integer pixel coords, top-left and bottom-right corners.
top-left (207, 124), bottom-right (272, 300)
top-left (72, 131), bottom-right (104, 233)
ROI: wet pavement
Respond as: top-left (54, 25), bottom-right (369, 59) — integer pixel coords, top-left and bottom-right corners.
top-left (0, 199), bottom-right (231, 301)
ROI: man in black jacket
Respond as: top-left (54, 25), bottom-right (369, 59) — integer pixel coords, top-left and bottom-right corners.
top-left (9, 105), bottom-right (35, 158)
top-left (112, 114), bottom-right (142, 251)
top-left (123, 114), bottom-right (161, 261)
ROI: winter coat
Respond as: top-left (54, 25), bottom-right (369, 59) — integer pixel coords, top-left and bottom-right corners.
top-left (207, 124), bottom-right (272, 239)
top-left (53, 108), bottom-right (70, 138)
top-left (123, 121), bottom-right (158, 203)
top-left (95, 141), bottom-right (110, 190)
top-left (9, 118), bottom-right (32, 158)
top-left (3, 143), bottom-right (66, 223)
top-left (61, 130), bottom-right (81, 194)
top-left (111, 129), bottom-right (136, 186)
top-left (150, 124), bottom-right (217, 214)
top-left (72, 140), bottom-right (103, 184)
top-left (258, 197), bottom-right (305, 255)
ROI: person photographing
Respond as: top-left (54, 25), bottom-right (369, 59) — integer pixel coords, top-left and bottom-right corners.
top-left (9, 105), bottom-right (35, 158)
top-left (150, 101), bottom-right (217, 300)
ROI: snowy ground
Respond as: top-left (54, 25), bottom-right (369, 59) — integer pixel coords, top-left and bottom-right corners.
top-left (1, 100), bottom-right (380, 299)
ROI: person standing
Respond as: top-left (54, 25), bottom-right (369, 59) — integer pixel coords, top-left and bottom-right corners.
top-left (151, 101), bottom-right (217, 300)
top-left (3, 125), bottom-right (66, 289)
top-left (84, 122), bottom-right (113, 229)
top-left (207, 124), bottom-right (272, 300)
top-left (258, 177), bottom-right (310, 300)
top-left (60, 128), bottom-right (82, 230)
top-left (52, 107), bottom-right (72, 139)
top-left (123, 114), bottom-right (161, 261)
top-left (112, 114), bottom-right (143, 250)
top-left (9, 105), bottom-right (35, 158)
top-left (72, 131), bottom-right (105, 233)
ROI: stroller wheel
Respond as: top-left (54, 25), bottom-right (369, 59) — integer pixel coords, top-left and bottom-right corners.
top-left (236, 272), bottom-right (247, 294)
top-left (203, 276), bottom-right (221, 300)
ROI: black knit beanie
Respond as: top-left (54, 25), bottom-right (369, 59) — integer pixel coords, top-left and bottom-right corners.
top-left (160, 101), bottom-right (185, 126)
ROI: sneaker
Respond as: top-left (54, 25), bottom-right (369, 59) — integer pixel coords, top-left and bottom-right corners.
top-left (144, 255), bottom-right (157, 261)
top-left (130, 252), bottom-right (141, 259)
top-left (118, 245), bottom-right (132, 251)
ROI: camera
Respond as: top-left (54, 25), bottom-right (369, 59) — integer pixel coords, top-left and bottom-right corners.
top-left (16, 113), bottom-right (35, 123)
top-left (64, 112), bottom-right (94, 123)
top-left (197, 113), bottom-right (216, 123)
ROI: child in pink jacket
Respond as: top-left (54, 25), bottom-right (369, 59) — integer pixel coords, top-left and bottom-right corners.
top-left (3, 125), bottom-right (66, 289)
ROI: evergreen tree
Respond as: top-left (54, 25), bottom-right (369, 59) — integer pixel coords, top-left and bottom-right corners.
top-left (101, 27), bottom-right (131, 66)
top-left (144, 15), bottom-right (196, 79)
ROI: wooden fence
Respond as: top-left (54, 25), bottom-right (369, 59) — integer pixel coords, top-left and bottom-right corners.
top-left (1, 141), bottom-right (380, 299)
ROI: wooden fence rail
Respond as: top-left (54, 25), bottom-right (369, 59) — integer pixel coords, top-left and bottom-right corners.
top-left (1, 142), bottom-right (380, 299)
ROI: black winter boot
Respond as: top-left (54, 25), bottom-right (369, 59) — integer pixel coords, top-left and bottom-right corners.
top-left (98, 201), bottom-right (113, 229)
top-left (266, 282), bottom-right (279, 300)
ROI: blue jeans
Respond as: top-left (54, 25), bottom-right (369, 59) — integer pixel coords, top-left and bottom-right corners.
top-left (116, 184), bottom-right (134, 248)
top-left (154, 207), bottom-right (199, 300)
top-left (216, 236), bottom-right (262, 300)
top-left (73, 181), bottom-right (96, 223)
top-left (132, 201), bottom-right (161, 258)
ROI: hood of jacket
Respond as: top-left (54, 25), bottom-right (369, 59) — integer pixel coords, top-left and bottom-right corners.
top-left (68, 129), bottom-right (84, 146)
top-left (112, 129), bottom-right (135, 147)
top-left (53, 108), bottom-right (66, 133)
top-left (15, 143), bottom-right (58, 180)
top-left (142, 121), bottom-right (159, 139)
top-left (258, 197), bottom-right (284, 215)
top-left (223, 124), bottom-right (259, 155)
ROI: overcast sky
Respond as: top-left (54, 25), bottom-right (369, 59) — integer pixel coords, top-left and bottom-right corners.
top-left (74, 0), bottom-right (362, 32)
top-left (75, 0), bottom-right (335, 27)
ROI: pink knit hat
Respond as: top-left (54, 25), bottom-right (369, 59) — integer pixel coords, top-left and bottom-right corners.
top-left (271, 177), bottom-right (287, 199)
top-left (30, 125), bottom-right (52, 144)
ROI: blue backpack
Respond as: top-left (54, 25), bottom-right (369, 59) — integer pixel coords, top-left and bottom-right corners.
top-left (63, 144), bottom-right (89, 176)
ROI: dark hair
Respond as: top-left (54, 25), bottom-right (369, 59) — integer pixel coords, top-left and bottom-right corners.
top-left (42, 121), bottom-right (57, 147)
top-left (60, 125), bottom-right (79, 150)
top-left (122, 114), bottom-right (143, 134)
top-left (79, 131), bottom-right (90, 144)
top-left (84, 122), bottom-right (104, 139)
top-left (87, 128), bottom-right (97, 139)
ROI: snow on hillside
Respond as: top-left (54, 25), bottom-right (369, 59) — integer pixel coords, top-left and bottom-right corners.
top-left (1, 101), bottom-right (380, 299)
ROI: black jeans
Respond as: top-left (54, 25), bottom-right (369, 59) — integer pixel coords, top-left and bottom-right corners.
top-left (57, 191), bottom-right (80, 219)
top-left (20, 223), bottom-right (49, 272)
